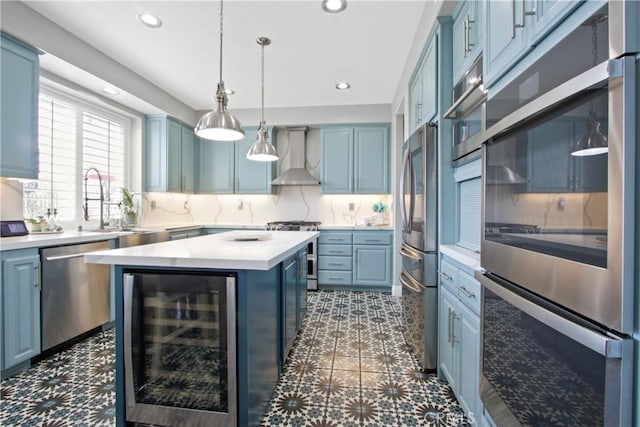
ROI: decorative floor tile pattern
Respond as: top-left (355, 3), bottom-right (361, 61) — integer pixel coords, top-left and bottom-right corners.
top-left (1, 329), bottom-right (116, 427)
top-left (262, 291), bottom-right (470, 426)
top-left (1, 291), bottom-right (468, 426)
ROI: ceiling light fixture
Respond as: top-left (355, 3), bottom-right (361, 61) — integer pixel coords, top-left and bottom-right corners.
top-left (336, 82), bottom-right (351, 90)
top-left (322, 0), bottom-right (347, 13)
top-left (247, 37), bottom-right (278, 162)
top-left (102, 87), bottom-right (120, 95)
top-left (194, 0), bottom-right (245, 141)
top-left (136, 13), bottom-right (162, 28)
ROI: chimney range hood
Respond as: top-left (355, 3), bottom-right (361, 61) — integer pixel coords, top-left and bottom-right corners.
top-left (272, 127), bottom-right (320, 186)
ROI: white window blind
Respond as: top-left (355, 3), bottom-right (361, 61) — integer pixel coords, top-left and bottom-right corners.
top-left (458, 177), bottom-right (481, 251)
top-left (24, 90), bottom-right (129, 227)
top-left (23, 95), bottom-right (77, 222)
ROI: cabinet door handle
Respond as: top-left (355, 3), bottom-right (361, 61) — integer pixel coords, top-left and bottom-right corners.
top-left (457, 285), bottom-right (476, 299)
top-left (463, 16), bottom-right (468, 57)
top-left (34, 264), bottom-right (41, 291)
top-left (447, 307), bottom-right (453, 344)
top-left (451, 312), bottom-right (459, 343)
top-left (512, 0), bottom-right (535, 38)
top-left (437, 270), bottom-right (452, 281)
top-left (465, 14), bottom-right (475, 53)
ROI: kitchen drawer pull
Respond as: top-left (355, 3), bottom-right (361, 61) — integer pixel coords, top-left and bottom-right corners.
top-left (364, 239), bottom-right (380, 242)
top-left (329, 277), bottom-right (344, 281)
top-left (327, 238), bottom-right (343, 241)
top-left (437, 270), bottom-right (452, 281)
top-left (328, 250), bottom-right (343, 254)
top-left (328, 262), bottom-right (344, 266)
top-left (457, 285), bottom-right (476, 299)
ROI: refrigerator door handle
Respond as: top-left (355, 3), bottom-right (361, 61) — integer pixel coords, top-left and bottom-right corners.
top-left (408, 151), bottom-right (416, 232)
top-left (400, 147), bottom-right (411, 232)
top-left (400, 272), bottom-right (426, 293)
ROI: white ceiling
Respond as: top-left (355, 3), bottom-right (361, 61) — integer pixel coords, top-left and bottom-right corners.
top-left (22, 1), bottom-right (428, 113)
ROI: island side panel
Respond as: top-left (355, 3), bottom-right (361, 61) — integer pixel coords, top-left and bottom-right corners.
top-left (114, 265), bottom-right (125, 426)
top-left (236, 268), bottom-right (281, 427)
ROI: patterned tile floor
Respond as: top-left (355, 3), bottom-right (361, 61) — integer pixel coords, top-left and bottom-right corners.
top-left (262, 291), bottom-right (468, 426)
top-left (0, 291), bottom-right (467, 426)
top-left (1, 329), bottom-right (116, 426)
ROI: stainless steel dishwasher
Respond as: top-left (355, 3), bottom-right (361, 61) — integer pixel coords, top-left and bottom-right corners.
top-left (41, 240), bottom-right (112, 350)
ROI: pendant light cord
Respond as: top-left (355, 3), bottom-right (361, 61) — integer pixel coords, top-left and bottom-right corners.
top-left (261, 41), bottom-right (265, 123)
top-left (219, 0), bottom-right (224, 83)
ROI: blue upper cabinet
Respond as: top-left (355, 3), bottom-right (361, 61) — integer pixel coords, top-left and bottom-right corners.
top-left (322, 124), bottom-right (389, 194)
top-left (197, 126), bottom-right (276, 194)
top-left (198, 138), bottom-right (235, 194)
top-left (0, 34), bottom-right (39, 180)
top-left (452, 1), bottom-right (482, 83)
top-left (145, 116), bottom-right (195, 193)
top-left (354, 127), bottom-right (390, 194)
top-left (409, 34), bottom-right (438, 133)
top-left (236, 128), bottom-right (277, 194)
top-left (485, 0), bottom-right (581, 85)
top-left (321, 128), bottom-right (353, 194)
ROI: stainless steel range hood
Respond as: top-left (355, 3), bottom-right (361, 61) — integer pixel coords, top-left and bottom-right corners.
top-left (272, 127), bottom-right (320, 186)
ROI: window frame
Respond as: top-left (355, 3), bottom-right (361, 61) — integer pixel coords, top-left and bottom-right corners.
top-left (27, 83), bottom-right (134, 229)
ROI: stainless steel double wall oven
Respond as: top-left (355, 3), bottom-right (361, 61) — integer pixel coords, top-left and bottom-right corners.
top-left (476, 3), bottom-right (635, 426)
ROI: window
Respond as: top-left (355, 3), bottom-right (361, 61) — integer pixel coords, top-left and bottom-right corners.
top-left (23, 88), bottom-right (129, 228)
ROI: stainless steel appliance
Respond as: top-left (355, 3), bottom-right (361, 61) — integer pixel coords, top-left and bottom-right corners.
top-left (399, 123), bottom-right (438, 371)
top-left (266, 221), bottom-right (319, 290)
top-left (123, 271), bottom-right (236, 426)
top-left (445, 54), bottom-right (486, 163)
top-left (477, 5), bottom-right (635, 425)
top-left (41, 240), bottom-right (111, 350)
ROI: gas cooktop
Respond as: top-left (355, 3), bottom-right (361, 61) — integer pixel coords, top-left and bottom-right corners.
top-left (265, 221), bottom-right (321, 231)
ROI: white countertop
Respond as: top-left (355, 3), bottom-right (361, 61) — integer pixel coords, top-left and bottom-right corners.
top-left (85, 230), bottom-right (319, 271)
top-left (440, 244), bottom-right (482, 271)
top-left (0, 230), bottom-right (122, 251)
top-left (318, 225), bottom-right (393, 230)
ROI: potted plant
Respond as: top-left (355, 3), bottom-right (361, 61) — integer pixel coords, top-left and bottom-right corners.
top-left (120, 188), bottom-right (138, 228)
top-left (27, 216), bottom-right (46, 232)
top-left (371, 201), bottom-right (388, 225)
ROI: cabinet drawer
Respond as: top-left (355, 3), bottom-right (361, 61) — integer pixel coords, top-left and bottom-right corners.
top-left (319, 245), bottom-right (351, 256)
top-left (318, 270), bottom-right (352, 285)
top-left (352, 232), bottom-right (392, 245)
top-left (319, 233), bottom-right (352, 245)
top-left (457, 270), bottom-right (481, 315)
top-left (438, 259), bottom-right (458, 290)
top-left (319, 256), bottom-right (352, 271)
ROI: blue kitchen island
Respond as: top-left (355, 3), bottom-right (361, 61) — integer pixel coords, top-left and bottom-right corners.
top-left (85, 230), bottom-right (317, 427)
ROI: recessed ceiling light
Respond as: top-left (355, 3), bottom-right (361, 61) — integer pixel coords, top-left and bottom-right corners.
top-left (136, 13), bottom-right (162, 28)
top-left (322, 0), bottom-right (347, 13)
top-left (336, 82), bottom-right (351, 90)
top-left (102, 87), bottom-right (120, 95)
top-left (224, 88), bottom-right (235, 95)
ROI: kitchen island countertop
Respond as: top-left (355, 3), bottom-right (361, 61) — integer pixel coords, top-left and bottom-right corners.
top-left (85, 230), bottom-right (318, 270)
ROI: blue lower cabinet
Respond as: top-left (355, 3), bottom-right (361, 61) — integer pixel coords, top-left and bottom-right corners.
top-left (352, 245), bottom-right (392, 287)
top-left (438, 254), bottom-right (482, 423)
top-left (1, 249), bottom-right (41, 371)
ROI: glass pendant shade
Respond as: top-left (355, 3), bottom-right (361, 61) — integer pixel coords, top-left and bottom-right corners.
top-left (246, 122), bottom-right (278, 161)
top-left (194, 0), bottom-right (244, 142)
top-left (571, 114), bottom-right (608, 156)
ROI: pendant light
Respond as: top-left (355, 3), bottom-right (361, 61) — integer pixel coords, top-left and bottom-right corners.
top-left (195, 0), bottom-right (244, 141)
top-left (246, 37), bottom-right (278, 162)
top-left (571, 16), bottom-right (607, 157)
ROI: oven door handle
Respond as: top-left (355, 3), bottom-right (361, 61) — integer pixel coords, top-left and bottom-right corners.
top-left (123, 273), bottom-right (136, 409)
top-left (477, 272), bottom-right (624, 357)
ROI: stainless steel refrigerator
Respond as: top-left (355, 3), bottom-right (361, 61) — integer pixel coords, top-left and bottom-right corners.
top-left (399, 123), bottom-right (438, 371)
